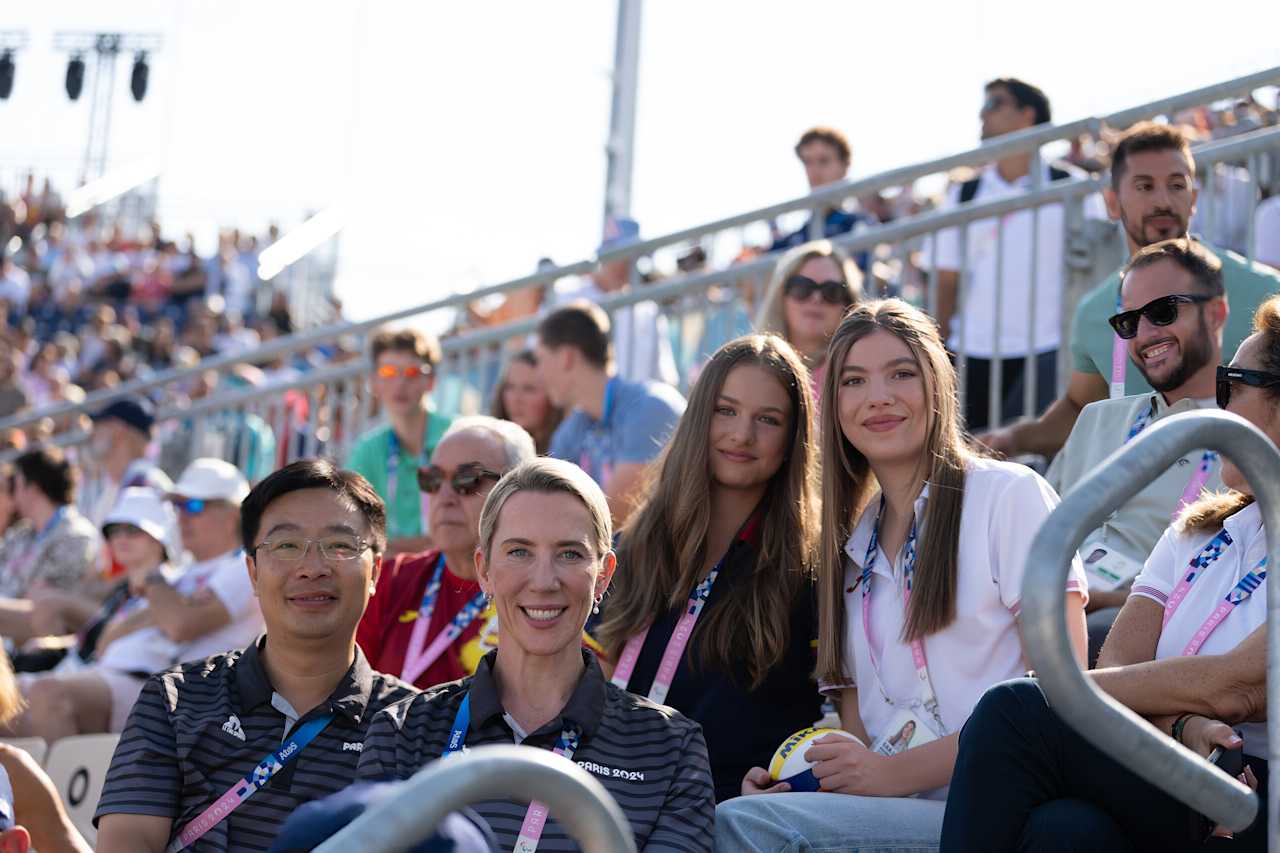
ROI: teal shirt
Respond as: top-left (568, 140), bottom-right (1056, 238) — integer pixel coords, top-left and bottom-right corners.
top-left (347, 412), bottom-right (453, 539)
top-left (1071, 246), bottom-right (1280, 395)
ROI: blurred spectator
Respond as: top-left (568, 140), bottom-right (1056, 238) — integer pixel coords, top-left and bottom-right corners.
top-left (78, 398), bottom-right (173, 527)
top-left (556, 218), bottom-right (679, 385)
top-left (0, 448), bottom-right (104, 642)
top-left (1255, 191), bottom-right (1280, 269)
top-left (0, 348), bottom-right (28, 419)
top-left (467, 257), bottom-right (555, 330)
top-left (347, 328), bottom-right (453, 555)
top-left (770, 126), bottom-right (870, 271)
top-left (0, 258), bottom-right (30, 317)
top-left (928, 77), bottom-right (1097, 431)
top-left (490, 349), bottom-right (562, 454)
top-left (754, 240), bottom-right (863, 399)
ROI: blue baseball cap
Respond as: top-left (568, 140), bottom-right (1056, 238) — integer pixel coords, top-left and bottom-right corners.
top-left (91, 397), bottom-right (156, 436)
top-left (597, 217), bottom-right (640, 254)
top-left (268, 782), bottom-right (497, 852)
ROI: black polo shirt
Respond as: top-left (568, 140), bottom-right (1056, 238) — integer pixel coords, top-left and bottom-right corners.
top-left (611, 520), bottom-right (823, 803)
top-left (94, 636), bottom-right (417, 853)
top-left (359, 649), bottom-right (715, 852)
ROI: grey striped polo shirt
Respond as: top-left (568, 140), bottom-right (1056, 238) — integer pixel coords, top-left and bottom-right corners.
top-left (94, 637), bottom-right (417, 852)
top-left (359, 649), bottom-right (715, 852)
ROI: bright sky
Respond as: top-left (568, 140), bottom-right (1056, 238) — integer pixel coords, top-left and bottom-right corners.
top-left (2, 1), bottom-right (1277, 323)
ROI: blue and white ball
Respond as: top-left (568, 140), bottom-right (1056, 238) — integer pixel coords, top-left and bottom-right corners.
top-left (768, 727), bottom-right (863, 792)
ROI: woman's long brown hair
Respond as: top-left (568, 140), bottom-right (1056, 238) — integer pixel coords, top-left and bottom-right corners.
top-left (815, 299), bottom-right (970, 686)
top-left (597, 334), bottom-right (820, 689)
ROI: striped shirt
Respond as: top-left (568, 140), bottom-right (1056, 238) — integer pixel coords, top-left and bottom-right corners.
top-left (358, 650), bottom-right (715, 852)
top-left (94, 637), bottom-right (417, 852)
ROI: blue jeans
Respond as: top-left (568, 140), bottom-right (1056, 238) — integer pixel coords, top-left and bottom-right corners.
top-left (715, 791), bottom-right (943, 852)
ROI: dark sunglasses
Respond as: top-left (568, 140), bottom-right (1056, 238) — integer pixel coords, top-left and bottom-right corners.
top-left (981, 94), bottom-right (1013, 114)
top-left (1216, 365), bottom-right (1280, 409)
top-left (1107, 293), bottom-right (1214, 340)
top-left (784, 275), bottom-right (852, 306)
top-left (417, 463), bottom-right (503, 496)
top-left (170, 498), bottom-right (224, 515)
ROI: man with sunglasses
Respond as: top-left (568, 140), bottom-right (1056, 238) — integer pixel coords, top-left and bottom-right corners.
top-left (96, 460), bottom-right (417, 853)
top-left (983, 122), bottom-right (1280, 458)
top-left (356, 417), bottom-right (542, 690)
top-left (347, 328), bottom-right (454, 556)
top-left (1047, 239), bottom-right (1228, 664)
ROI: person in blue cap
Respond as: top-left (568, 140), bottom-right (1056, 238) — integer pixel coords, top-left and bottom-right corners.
top-left (78, 396), bottom-right (172, 528)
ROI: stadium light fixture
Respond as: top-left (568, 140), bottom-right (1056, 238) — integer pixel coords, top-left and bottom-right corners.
top-left (129, 51), bottom-right (148, 101)
top-left (0, 51), bottom-right (14, 100)
top-left (65, 54), bottom-right (85, 101)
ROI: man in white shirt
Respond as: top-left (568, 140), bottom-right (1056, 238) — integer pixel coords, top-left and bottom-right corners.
top-left (930, 78), bottom-right (1097, 431)
top-left (557, 217), bottom-right (679, 386)
top-left (7, 458), bottom-right (262, 740)
top-left (77, 398), bottom-right (173, 528)
top-left (1048, 239), bottom-right (1227, 664)
top-left (1255, 193), bottom-right (1280, 270)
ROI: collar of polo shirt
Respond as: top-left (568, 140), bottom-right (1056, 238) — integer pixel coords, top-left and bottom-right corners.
top-left (468, 648), bottom-right (606, 740)
top-left (234, 636), bottom-right (378, 726)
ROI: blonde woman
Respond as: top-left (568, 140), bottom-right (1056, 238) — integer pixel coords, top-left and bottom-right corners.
top-left (755, 240), bottom-right (863, 402)
top-left (358, 458), bottom-right (716, 852)
top-left (716, 299), bottom-right (1087, 851)
top-left (599, 335), bottom-right (821, 803)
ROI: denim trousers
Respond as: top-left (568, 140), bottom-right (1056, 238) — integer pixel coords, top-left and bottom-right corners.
top-left (715, 791), bottom-right (944, 852)
top-left (938, 678), bottom-right (1269, 853)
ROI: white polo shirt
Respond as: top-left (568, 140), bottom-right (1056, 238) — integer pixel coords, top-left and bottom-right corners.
top-left (929, 164), bottom-right (1104, 359)
top-left (1131, 502), bottom-right (1268, 758)
top-left (838, 457), bottom-right (1088, 799)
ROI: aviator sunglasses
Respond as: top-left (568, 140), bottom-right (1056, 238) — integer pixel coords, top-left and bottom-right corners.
top-left (1107, 293), bottom-right (1214, 340)
top-left (374, 364), bottom-right (433, 380)
top-left (417, 463), bottom-right (503, 496)
top-left (784, 275), bottom-right (853, 306)
top-left (1216, 365), bottom-right (1280, 409)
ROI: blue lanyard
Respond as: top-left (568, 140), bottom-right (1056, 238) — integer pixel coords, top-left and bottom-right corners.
top-left (600, 376), bottom-right (618, 425)
top-left (167, 712), bottom-right (335, 852)
top-left (443, 693), bottom-right (580, 758)
top-left (416, 554), bottom-right (489, 639)
top-left (385, 427), bottom-right (429, 525)
top-left (861, 496), bottom-right (919, 599)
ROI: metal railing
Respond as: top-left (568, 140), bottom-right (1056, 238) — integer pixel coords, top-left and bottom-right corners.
top-left (313, 745), bottom-right (637, 853)
top-left (1020, 410), bottom-right (1277, 838)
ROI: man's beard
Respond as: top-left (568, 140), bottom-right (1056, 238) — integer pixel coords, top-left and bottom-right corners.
top-left (1119, 207), bottom-right (1188, 249)
top-left (1137, 310), bottom-right (1214, 393)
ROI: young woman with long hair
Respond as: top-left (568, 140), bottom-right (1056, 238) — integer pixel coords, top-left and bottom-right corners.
top-left (490, 349), bottom-right (563, 454)
top-left (599, 334), bottom-right (822, 803)
top-left (716, 299), bottom-right (1088, 850)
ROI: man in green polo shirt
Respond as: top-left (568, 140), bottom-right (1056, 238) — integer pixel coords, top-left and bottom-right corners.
top-left (983, 121), bottom-right (1280, 458)
top-left (347, 328), bottom-right (453, 555)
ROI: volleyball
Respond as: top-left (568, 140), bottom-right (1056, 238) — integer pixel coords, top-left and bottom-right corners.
top-left (768, 727), bottom-right (863, 792)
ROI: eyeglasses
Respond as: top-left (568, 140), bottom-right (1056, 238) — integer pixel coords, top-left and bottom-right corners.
top-left (254, 537), bottom-right (371, 563)
top-left (1216, 365), bottom-right (1280, 409)
top-left (981, 94), bottom-right (1013, 114)
top-left (374, 364), bottom-right (433, 380)
top-left (170, 498), bottom-right (224, 515)
top-left (417, 463), bottom-right (503, 496)
top-left (1107, 293), bottom-right (1214, 340)
top-left (784, 275), bottom-right (852, 306)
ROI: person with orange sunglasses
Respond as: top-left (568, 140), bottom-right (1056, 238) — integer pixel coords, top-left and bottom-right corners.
top-left (346, 328), bottom-right (453, 556)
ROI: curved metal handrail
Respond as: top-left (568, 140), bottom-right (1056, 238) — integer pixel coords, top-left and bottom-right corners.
top-left (1021, 410), bottom-right (1275, 832)
top-left (311, 745), bottom-right (638, 853)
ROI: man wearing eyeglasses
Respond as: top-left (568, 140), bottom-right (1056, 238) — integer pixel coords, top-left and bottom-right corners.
top-left (1046, 239), bottom-right (1227, 664)
top-left (96, 459), bottom-right (416, 853)
top-left (347, 328), bottom-right (454, 556)
top-left (356, 416), bottom-right (544, 690)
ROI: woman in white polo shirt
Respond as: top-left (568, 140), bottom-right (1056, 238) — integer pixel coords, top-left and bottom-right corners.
top-left (715, 298), bottom-right (1088, 851)
top-left (940, 296), bottom-right (1280, 853)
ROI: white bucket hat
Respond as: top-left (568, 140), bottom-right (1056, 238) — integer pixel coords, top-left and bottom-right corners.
top-left (104, 487), bottom-right (181, 557)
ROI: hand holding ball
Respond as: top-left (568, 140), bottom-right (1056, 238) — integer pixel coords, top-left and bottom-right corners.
top-left (768, 727), bottom-right (864, 793)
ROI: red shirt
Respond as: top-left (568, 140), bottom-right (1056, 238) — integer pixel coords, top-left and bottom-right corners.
top-left (357, 550), bottom-right (488, 690)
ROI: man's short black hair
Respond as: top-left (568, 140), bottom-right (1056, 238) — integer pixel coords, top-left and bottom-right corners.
top-left (986, 77), bottom-right (1051, 126)
top-left (14, 447), bottom-right (77, 505)
top-left (1109, 121), bottom-right (1194, 192)
top-left (241, 459), bottom-right (387, 554)
top-left (1122, 238), bottom-right (1224, 297)
top-left (536, 301), bottom-right (612, 369)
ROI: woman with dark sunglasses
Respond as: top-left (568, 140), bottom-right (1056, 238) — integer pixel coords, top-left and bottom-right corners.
top-left (940, 294), bottom-right (1280, 853)
top-left (755, 240), bottom-right (863, 402)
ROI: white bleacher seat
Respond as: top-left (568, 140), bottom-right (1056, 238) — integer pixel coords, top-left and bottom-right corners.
top-left (42, 733), bottom-right (119, 846)
top-left (0, 737), bottom-right (48, 766)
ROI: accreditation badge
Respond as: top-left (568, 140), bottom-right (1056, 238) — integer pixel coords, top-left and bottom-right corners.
top-left (1080, 541), bottom-right (1144, 591)
top-left (870, 706), bottom-right (939, 757)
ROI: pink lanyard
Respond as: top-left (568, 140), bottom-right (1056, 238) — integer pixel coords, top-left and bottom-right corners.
top-left (1125, 403), bottom-right (1217, 521)
top-left (400, 555), bottom-right (488, 686)
top-left (1162, 527), bottom-right (1268, 656)
top-left (859, 498), bottom-right (946, 733)
top-left (1110, 331), bottom-right (1127, 399)
top-left (609, 556), bottom-right (726, 705)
